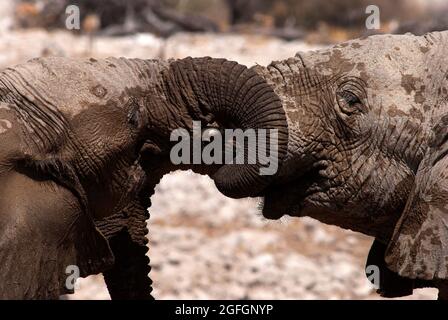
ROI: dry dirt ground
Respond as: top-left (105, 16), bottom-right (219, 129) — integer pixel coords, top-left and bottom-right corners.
top-left (0, 24), bottom-right (438, 299)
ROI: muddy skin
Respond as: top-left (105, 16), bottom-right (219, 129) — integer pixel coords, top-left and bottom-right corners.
top-left (2, 32), bottom-right (448, 300)
top-left (249, 31), bottom-right (448, 299)
top-left (0, 56), bottom-right (286, 299)
top-left (139, 33), bottom-right (448, 299)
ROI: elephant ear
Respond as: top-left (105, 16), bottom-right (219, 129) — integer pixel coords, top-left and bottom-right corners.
top-left (0, 157), bottom-right (115, 299)
top-left (385, 117), bottom-right (448, 280)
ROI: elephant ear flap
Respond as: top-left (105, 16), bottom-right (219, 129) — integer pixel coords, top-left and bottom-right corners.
top-left (385, 122), bottom-right (448, 280)
top-left (66, 212), bottom-right (115, 278)
top-left (0, 158), bottom-right (116, 298)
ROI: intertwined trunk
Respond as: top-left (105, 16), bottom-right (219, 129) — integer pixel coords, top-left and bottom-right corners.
top-left (156, 57), bottom-right (289, 198)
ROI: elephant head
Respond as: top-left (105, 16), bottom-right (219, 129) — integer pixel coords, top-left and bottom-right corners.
top-left (241, 31), bottom-right (448, 295)
top-left (0, 57), bottom-right (159, 298)
top-left (138, 33), bottom-right (448, 298)
top-left (0, 56), bottom-right (288, 298)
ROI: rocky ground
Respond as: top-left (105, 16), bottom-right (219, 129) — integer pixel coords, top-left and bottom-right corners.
top-left (71, 172), bottom-right (438, 300)
top-left (0, 22), bottom-right (438, 299)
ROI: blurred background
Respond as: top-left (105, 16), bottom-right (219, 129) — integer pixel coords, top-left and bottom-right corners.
top-left (0, 0), bottom-right (445, 299)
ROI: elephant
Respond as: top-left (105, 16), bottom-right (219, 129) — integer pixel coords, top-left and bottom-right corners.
top-left (0, 57), bottom-right (164, 299)
top-left (3, 30), bottom-right (448, 300)
top-left (244, 30), bottom-right (448, 299)
top-left (134, 31), bottom-right (448, 299)
top-left (136, 31), bottom-right (448, 299)
top-left (0, 56), bottom-right (286, 299)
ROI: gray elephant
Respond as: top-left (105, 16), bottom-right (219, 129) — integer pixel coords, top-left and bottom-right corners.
top-left (138, 31), bottom-right (448, 298)
top-left (0, 57), bottom-right (162, 299)
top-left (248, 30), bottom-right (448, 298)
top-left (3, 30), bottom-right (448, 300)
top-left (0, 56), bottom-right (285, 299)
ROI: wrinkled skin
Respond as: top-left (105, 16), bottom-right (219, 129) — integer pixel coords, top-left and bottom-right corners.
top-left (0, 56), bottom-right (286, 299)
top-left (144, 32), bottom-right (448, 299)
top-left (0, 57), bottom-right (165, 299)
top-left (4, 31), bottom-right (448, 300)
top-left (248, 31), bottom-right (448, 298)
top-left (137, 32), bottom-right (448, 299)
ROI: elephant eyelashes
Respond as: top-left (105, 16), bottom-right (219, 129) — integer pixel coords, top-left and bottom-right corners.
top-left (127, 98), bottom-right (145, 129)
top-left (337, 89), bottom-right (363, 115)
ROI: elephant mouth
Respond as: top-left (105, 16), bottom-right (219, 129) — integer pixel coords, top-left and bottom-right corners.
top-left (260, 166), bottom-right (323, 220)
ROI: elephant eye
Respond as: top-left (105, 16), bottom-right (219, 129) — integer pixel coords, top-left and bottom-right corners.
top-left (337, 90), bottom-right (363, 115)
top-left (127, 98), bottom-right (143, 128)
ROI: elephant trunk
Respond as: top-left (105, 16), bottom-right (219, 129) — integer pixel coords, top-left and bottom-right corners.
top-left (160, 57), bottom-right (288, 198)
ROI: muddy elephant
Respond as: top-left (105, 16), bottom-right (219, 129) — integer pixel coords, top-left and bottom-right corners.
top-left (137, 31), bottom-right (448, 299)
top-left (0, 56), bottom-right (286, 299)
top-left (4, 30), bottom-right (448, 300)
top-left (246, 30), bottom-right (448, 299)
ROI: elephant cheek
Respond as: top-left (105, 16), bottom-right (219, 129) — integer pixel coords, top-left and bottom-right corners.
top-left (0, 172), bottom-right (113, 299)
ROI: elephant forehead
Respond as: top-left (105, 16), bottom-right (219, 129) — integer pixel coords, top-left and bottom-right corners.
top-left (2, 57), bottom-right (165, 118)
top-left (299, 32), bottom-right (447, 122)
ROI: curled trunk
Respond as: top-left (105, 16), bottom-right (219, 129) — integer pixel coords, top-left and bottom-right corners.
top-left (159, 57), bottom-right (288, 198)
